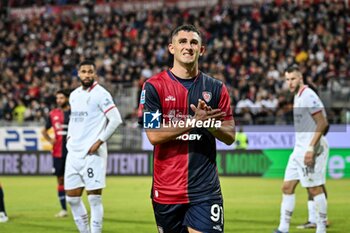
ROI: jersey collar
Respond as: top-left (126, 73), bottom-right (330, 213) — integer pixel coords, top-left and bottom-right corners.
top-left (297, 85), bottom-right (308, 97)
top-left (166, 69), bottom-right (201, 83)
top-left (87, 81), bottom-right (98, 92)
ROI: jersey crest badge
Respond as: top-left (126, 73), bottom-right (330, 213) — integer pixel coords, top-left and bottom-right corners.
top-left (202, 91), bottom-right (212, 103)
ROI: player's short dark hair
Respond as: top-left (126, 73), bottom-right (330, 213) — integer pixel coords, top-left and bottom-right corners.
top-left (170, 24), bottom-right (202, 41)
top-left (78, 60), bottom-right (96, 69)
top-left (285, 65), bottom-right (301, 74)
top-left (56, 89), bottom-right (70, 98)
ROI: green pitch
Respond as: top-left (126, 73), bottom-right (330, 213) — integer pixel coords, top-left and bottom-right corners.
top-left (0, 177), bottom-right (349, 233)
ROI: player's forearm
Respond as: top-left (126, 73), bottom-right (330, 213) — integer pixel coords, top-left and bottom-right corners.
top-left (41, 129), bottom-right (53, 143)
top-left (209, 120), bottom-right (236, 145)
top-left (309, 118), bottom-right (328, 148)
top-left (99, 108), bottom-right (122, 142)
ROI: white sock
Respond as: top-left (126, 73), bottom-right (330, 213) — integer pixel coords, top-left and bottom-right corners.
top-left (66, 196), bottom-right (90, 233)
top-left (278, 194), bottom-right (295, 232)
top-left (308, 200), bottom-right (316, 223)
top-left (314, 193), bottom-right (327, 233)
top-left (88, 195), bottom-right (103, 233)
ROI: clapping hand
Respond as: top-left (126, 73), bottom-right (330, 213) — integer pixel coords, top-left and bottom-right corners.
top-left (190, 99), bottom-right (226, 122)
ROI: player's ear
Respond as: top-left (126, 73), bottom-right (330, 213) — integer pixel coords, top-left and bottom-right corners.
top-left (168, 43), bottom-right (175, 55)
top-left (199, 45), bottom-right (205, 56)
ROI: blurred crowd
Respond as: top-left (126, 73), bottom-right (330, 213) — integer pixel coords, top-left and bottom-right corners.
top-left (0, 1), bottom-right (349, 125)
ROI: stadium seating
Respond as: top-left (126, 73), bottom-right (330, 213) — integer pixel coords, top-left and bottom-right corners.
top-left (0, 1), bottom-right (349, 125)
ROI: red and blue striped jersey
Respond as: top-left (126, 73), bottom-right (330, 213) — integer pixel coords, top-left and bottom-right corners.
top-left (139, 70), bottom-right (233, 204)
top-left (45, 108), bottom-right (70, 158)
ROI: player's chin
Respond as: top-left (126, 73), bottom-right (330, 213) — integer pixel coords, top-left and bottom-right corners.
top-left (181, 58), bottom-right (196, 64)
top-left (83, 80), bottom-right (93, 86)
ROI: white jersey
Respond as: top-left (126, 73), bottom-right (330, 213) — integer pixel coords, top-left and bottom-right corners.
top-left (293, 86), bottom-right (327, 156)
top-left (67, 82), bottom-right (117, 158)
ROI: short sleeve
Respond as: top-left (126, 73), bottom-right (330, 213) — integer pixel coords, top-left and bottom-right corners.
top-left (218, 84), bottom-right (233, 121)
top-left (98, 90), bottom-right (116, 114)
top-left (138, 82), bottom-right (162, 125)
top-left (303, 90), bottom-right (323, 115)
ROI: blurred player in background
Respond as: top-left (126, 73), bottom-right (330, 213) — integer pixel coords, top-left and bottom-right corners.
top-left (0, 182), bottom-right (8, 223)
top-left (42, 90), bottom-right (70, 218)
top-left (65, 60), bottom-right (122, 233)
top-left (139, 24), bottom-right (235, 233)
top-left (274, 66), bottom-right (329, 233)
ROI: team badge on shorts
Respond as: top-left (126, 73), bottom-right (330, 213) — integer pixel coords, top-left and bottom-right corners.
top-left (202, 91), bottom-right (212, 103)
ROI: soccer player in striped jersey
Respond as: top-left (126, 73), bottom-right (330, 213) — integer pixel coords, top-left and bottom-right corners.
top-left (65, 60), bottom-right (122, 233)
top-left (274, 66), bottom-right (329, 233)
top-left (42, 89), bottom-right (70, 218)
top-left (139, 24), bottom-right (235, 233)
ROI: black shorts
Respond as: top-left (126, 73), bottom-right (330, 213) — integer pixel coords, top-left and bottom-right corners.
top-left (153, 198), bottom-right (224, 233)
top-left (52, 157), bottom-right (66, 177)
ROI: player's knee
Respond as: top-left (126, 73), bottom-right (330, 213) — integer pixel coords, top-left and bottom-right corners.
top-left (88, 194), bottom-right (102, 206)
top-left (66, 196), bottom-right (81, 206)
top-left (281, 184), bottom-right (293, 194)
top-left (308, 186), bottom-right (323, 197)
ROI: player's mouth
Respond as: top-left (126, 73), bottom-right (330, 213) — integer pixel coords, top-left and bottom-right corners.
top-left (183, 53), bottom-right (194, 57)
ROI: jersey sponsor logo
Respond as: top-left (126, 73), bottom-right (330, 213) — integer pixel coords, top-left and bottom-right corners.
top-left (70, 111), bottom-right (88, 122)
top-left (143, 110), bottom-right (161, 128)
top-left (202, 91), bottom-right (212, 103)
top-left (165, 95), bottom-right (176, 102)
top-left (140, 90), bottom-right (146, 104)
top-left (70, 111), bottom-right (88, 117)
top-left (176, 133), bottom-right (202, 141)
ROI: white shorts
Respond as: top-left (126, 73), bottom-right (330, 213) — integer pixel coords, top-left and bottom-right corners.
top-left (64, 147), bottom-right (107, 191)
top-left (284, 139), bottom-right (329, 188)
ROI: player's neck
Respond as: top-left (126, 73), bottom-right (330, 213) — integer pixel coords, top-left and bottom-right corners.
top-left (171, 62), bottom-right (199, 79)
top-left (59, 105), bottom-right (70, 111)
top-left (296, 84), bottom-right (306, 95)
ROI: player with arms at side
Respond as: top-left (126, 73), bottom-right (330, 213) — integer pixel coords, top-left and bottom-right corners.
top-left (0, 182), bottom-right (9, 223)
top-left (298, 86), bottom-right (330, 230)
top-left (274, 66), bottom-right (329, 233)
top-left (139, 24), bottom-right (235, 233)
top-left (65, 60), bottom-right (122, 233)
top-left (42, 90), bottom-right (70, 218)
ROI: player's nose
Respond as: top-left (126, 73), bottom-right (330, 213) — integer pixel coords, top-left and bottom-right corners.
top-left (183, 42), bottom-right (193, 50)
